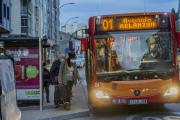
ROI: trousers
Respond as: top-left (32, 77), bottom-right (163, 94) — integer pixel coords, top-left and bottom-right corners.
top-left (66, 81), bottom-right (74, 103)
top-left (43, 85), bottom-right (49, 101)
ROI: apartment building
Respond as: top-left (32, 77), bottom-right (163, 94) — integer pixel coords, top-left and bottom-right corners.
top-left (59, 31), bottom-right (84, 59)
top-left (62, 22), bottom-right (87, 38)
top-left (0, 0), bottom-right (11, 56)
top-left (61, 24), bottom-right (72, 34)
top-left (1, 0), bottom-right (60, 63)
top-left (0, 0), bottom-right (11, 35)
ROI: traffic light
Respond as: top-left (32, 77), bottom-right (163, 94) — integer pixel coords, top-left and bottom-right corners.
top-left (73, 49), bottom-right (75, 53)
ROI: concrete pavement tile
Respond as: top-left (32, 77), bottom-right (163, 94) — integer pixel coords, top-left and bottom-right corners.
top-left (21, 68), bottom-right (89, 120)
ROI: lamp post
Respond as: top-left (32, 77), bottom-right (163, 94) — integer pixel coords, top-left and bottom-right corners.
top-left (65, 17), bottom-right (79, 58)
top-left (55, 3), bottom-right (75, 59)
top-left (70, 26), bottom-right (86, 49)
top-left (59, 3), bottom-right (74, 9)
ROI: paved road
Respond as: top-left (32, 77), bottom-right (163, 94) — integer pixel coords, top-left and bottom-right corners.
top-left (76, 67), bottom-right (180, 120)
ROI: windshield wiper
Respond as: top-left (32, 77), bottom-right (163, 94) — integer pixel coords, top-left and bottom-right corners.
top-left (148, 71), bottom-right (166, 77)
top-left (127, 68), bottom-right (167, 77)
top-left (104, 76), bottom-right (118, 80)
top-left (104, 72), bottom-right (131, 80)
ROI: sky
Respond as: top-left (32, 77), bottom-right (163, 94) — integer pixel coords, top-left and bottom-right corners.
top-left (59, 0), bottom-right (179, 30)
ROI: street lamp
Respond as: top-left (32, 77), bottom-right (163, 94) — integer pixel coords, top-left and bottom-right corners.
top-left (65, 17), bottom-right (79, 58)
top-left (59, 3), bottom-right (74, 9)
top-left (69, 26), bottom-right (86, 49)
top-left (55, 3), bottom-right (75, 59)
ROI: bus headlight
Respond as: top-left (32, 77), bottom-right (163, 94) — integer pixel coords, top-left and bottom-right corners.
top-left (164, 87), bottom-right (178, 96)
top-left (95, 91), bottom-right (110, 98)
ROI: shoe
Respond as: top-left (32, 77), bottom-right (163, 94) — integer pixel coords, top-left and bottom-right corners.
top-left (63, 102), bottom-right (71, 110)
top-left (54, 104), bottom-right (59, 108)
top-left (47, 100), bottom-right (50, 103)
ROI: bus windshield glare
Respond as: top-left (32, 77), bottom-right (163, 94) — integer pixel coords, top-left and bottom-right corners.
top-left (94, 29), bottom-right (175, 80)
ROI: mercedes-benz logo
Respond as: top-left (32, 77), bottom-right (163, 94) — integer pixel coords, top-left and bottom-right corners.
top-left (134, 89), bottom-right (141, 96)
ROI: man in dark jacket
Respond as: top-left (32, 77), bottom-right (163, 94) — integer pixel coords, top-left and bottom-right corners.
top-left (50, 54), bottom-right (65, 108)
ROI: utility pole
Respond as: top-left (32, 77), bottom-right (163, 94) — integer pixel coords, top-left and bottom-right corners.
top-left (38, 7), bottom-right (43, 112)
top-left (144, 1), bottom-right (146, 12)
top-left (97, 5), bottom-right (99, 15)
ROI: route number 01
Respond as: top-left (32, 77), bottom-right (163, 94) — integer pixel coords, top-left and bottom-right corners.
top-left (142, 116), bottom-right (180, 120)
top-left (102, 19), bottom-right (113, 30)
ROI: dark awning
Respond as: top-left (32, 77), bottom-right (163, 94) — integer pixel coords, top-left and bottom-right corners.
top-left (0, 37), bottom-right (52, 48)
top-left (0, 37), bottom-right (48, 41)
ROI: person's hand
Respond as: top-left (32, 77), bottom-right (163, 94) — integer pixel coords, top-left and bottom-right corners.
top-left (79, 79), bottom-right (82, 84)
top-left (58, 82), bottom-right (62, 84)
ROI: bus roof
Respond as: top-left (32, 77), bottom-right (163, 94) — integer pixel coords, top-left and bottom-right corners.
top-left (93, 12), bottom-right (171, 18)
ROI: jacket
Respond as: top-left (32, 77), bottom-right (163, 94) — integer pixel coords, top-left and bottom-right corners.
top-left (43, 68), bottom-right (50, 86)
top-left (58, 60), bottom-right (81, 86)
top-left (50, 59), bottom-right (61, 81)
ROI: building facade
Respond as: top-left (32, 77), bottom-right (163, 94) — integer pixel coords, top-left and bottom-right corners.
top-left (1, 0), bottom-right (60, 63)
top-left (59, 31), bottom-right (84, 59)
top-left (0, 0), bottom-right (11, 34)
top-left (46, 0), bottom-right (60, 60)
top-left (62, 23), bottom-right (87, 38)
top-left (0, 0), bottom-right (11, 55)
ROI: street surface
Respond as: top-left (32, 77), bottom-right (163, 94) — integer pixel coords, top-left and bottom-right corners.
top-left (76, 67), bottom-right (180, 120)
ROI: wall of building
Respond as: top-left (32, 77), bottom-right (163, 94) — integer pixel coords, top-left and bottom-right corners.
top-left (77, 24), bottom-right (86, 38)
top-left (58, 31), bottom-right (84, 59)
top-left (1, 0), bottom-right (60, 63)
top-left (11, 0), bottom-right (21, 35)
top-left (0, 0), bottom-right (11, 34)
top-left (61, 23), bottom-right (87, 38)
top-left (72, 22), bottom-right (77, 33)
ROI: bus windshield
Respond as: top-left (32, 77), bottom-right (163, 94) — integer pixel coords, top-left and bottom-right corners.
top-left (94, 29), bottom-right (175, 79)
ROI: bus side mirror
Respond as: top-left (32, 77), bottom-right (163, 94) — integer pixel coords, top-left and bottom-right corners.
top-left (81, 38), bottom-right (87, 51)
top-left (177, 32), bottom-right (180, 48)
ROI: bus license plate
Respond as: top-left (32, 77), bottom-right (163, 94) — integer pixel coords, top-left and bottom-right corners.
top-left (128, 99), bottom-right (147, 105)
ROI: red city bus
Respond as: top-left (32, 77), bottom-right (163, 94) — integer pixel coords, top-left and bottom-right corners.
top-left (81, 12), bottom-right (180, 107)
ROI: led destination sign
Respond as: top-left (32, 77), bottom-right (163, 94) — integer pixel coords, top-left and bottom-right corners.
top-left (119, 17), bottom-right (155, 29)
top-left (95, 15), bottom-right (170, 32)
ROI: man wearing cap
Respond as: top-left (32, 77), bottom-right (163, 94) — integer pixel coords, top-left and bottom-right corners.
top-left (50, 54), bottom-right (65, 108)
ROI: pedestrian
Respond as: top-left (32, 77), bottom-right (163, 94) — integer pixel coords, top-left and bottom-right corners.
top-left (43, 62), bottom-right (50, 103)
top-left (47, 59), bottom-right (50, 66)
top-left (50, 54), bottom-right (65, 108)
top-left (58, 53), bottom-right (82, 110)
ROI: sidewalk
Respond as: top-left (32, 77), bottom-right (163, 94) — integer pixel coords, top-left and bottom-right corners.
top-left (20, 76), bottom-right (89, 119)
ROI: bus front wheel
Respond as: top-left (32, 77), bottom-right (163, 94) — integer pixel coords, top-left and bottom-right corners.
top-left (155, 103), bottom-right (165, 107)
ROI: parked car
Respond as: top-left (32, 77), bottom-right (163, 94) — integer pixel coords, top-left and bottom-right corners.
top-left (78, 58), bottom-right (85, 67)
top-left (75, 58), bottom-right (85, 68)
top-left (75, 59), bottom-right (82, 68)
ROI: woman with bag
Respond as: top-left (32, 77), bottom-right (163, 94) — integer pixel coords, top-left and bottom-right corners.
top-left (43, 62), bottom-right (51, 103)
top-left (58, 53), bottom-right (82, 110)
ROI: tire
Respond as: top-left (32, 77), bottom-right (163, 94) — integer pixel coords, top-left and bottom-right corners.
top-left (155, 103), bottom-right (165, 107)
top-left (92, 106), bottom-right (101, 112)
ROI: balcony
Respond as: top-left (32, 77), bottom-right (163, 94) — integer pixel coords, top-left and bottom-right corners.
top-left (28, 2), bottom-right (33, 13)
top-left (20, 1), bottom-right (33, 14)
top-left (21, 16), bottom-right (32, 36)
top-left (35, 0), bottom-right (39, 7)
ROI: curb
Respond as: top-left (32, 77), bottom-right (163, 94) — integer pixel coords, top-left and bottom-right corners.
top-left (32, 82), bottom-right (90, 120)
top-left (33, 110), bottom-right (90, 120)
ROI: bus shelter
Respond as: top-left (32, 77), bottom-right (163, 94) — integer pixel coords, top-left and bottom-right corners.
top-left (0, 37), bottom-right (53, 102)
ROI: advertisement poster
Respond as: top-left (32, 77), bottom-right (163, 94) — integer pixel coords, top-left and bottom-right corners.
top-left (6, 49), bottom-right (40, 100)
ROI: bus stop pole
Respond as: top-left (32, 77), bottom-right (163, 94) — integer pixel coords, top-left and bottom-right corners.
top-left (39, 8), bottom-right (43, 112)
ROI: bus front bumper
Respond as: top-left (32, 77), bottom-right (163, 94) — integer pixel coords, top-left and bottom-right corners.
top-left (92, 93), bottom-right (179, 107)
